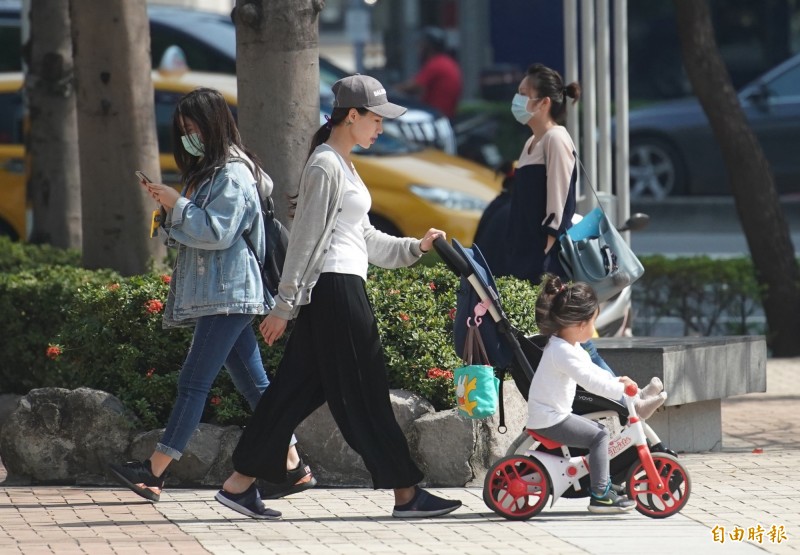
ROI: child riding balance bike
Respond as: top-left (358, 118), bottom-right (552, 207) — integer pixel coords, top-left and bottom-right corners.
top-left (483, 275), bottom-right (691, 520)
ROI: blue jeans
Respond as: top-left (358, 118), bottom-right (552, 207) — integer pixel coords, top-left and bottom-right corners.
top-left (582, 339), bottom-right (624, 403)
top-left (582, 339), bottom-right (615, 376)
top-left (156, 314), bottom-right (294, 459)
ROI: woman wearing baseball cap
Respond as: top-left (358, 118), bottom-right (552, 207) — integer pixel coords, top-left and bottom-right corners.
top-left (215, 75), bottom-right (462, 519)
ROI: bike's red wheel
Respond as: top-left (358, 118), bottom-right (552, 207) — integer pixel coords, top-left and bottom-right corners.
top-left (483, 455), bottom-right (550, 520)
top-left (626, 452), bottom-right (691, 518)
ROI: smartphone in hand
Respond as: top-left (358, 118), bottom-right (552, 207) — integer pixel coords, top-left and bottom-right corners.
top-left (135, 170), bottom-right (153, 183)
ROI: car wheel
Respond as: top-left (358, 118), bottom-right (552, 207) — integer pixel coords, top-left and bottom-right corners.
top-left (629, 137), bottom-right (685, 200)
top-left (368, 213), bottom-right (402, 237)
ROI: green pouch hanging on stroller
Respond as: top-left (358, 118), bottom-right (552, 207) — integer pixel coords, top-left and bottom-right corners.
top-left (454, 325), bottom-right (500, 419)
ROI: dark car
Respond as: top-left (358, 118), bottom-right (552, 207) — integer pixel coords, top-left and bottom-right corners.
top-left (0, 1), bottom-right (456, 155)
top-left (628, 51), bottom-right (800, 199)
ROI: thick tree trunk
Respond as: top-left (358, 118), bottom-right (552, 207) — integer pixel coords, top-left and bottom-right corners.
top-left (69, 0), bottom-right (163, 274)
top-left (233, 0), bottom-right (323, 225)
top-left (23, 0), bottom-right (81, 249)
top-left (673, 0), bottom-right (800, 356)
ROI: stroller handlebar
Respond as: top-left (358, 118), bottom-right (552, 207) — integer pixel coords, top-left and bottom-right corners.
top-left (433, 237), bottom-right (472, 277)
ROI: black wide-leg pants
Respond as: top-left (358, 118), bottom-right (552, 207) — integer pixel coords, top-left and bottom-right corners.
top-left (232, 273), bottom-right (425, 489)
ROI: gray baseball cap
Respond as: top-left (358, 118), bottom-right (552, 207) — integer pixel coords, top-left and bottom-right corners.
top-left (331, 74), bottom-right (407, 119)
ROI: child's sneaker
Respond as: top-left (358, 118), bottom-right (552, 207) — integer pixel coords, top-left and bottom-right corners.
top-left (392, 486), bottom-right (462, 518)
top-left (610, 483), bottom-right (628, 498)
top-left (588, 489), bottom-right (636, 514)
top-left (215, 484), bottom-right (282, 520)
top-left (640, 377), bottom-right (664, 398)
top-left (108, 459), bottom-right (167, 502)
top-left (635, 391), bottom-right (668, 420)
top-left (258, 458), bottom-right (317, 499)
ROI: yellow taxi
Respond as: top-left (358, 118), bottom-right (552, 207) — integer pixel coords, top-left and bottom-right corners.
top-left (0, 70), bottom-right (501, 244)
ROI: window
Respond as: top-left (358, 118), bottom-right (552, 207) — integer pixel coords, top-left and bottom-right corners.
top-left (0, 21), bottom-right (21, 72)
top-left (766, 61), bottom-right (800, 98)
top-left (0, 90), bottom-right (23, 144)
top-left (154, 89), bottom-right (183, 153)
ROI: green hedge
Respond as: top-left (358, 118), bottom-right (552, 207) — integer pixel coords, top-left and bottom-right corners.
top-left (0, 242), bottom-right (539, 428)
top-left (0, 236), bottom-right (81, 272)
top-left (633, 255), bottom-right (764, 336)
top-left (1, 240), bottom-right (772, 430)
top-left (0, 265), bottom-right (120, 393)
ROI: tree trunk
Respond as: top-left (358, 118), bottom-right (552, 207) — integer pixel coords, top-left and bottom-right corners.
top-left (69, 0), bottom-right (163, 274)
top-left (23, 0), bottom-right (82, 249)
top-left (673, 0), bottom-right (800, 356)
top-left (233, 0), bottom-right (323, 225)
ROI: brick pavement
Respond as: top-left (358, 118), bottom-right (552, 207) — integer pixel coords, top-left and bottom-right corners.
top-left (1, 358), bottom-right (798, 554)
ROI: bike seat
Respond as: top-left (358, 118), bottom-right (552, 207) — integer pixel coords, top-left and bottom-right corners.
top-left (526, 429), bottom-right (563, 450)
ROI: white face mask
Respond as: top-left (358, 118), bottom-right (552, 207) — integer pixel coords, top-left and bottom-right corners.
top-left (181, 133), bottom-right (204, 157)
top-left (511, 93), bottom-right (538, 125)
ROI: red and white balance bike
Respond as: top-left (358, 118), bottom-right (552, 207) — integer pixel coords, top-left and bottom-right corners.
top-left (483, 384), bottom-right (691, 520)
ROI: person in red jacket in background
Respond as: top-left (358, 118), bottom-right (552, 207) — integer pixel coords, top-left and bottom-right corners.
top-left (396, 27), bottom-right (463, 119)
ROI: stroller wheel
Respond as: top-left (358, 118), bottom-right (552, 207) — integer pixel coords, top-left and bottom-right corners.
top-left (626, 452), bottom-right (691, 518)
top-left (483, 455), bottom-right (550, 520)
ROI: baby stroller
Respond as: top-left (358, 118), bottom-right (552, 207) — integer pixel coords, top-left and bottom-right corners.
top-left (433, 237), bottom-right (690, 520)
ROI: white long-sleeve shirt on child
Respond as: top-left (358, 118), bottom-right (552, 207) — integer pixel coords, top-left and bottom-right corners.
top-left (527, 336), bottom-right (625, 429)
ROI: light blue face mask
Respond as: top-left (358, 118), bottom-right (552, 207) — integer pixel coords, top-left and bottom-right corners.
top-left (181, 133), bottom-right (204, 157)
top-left (511, 93), bottom-right (537, 125)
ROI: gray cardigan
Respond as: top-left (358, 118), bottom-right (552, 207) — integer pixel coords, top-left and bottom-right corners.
top-left (272, 147), bottom-right (424, 320)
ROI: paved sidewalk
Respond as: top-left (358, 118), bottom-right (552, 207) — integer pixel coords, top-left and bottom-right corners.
top-left (1, 359), bottom-right (798, 554)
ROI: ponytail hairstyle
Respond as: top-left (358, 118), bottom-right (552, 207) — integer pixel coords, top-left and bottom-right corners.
top-left (291, 106), bottom-right (372, 216)
top-left (307, 106), bottom-right (370, 159)
top-left (525, 63), bottom-right (581, 123)
top-left (535, 274), bottom-right (599, 336)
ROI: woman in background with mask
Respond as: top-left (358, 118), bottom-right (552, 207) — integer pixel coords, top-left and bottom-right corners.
top-left (474, 63), bottom-right (579, 280)
top-left (108, 88), bottom-right (313, 508)
top-left (477, 65), bottom-right (666, 418)
top-left (504, 63), bottom-right (581, 282)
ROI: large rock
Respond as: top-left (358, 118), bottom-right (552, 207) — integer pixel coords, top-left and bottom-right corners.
top-left (0, 393), bottom-right (22, 436)
top-left (0, 388), bottom-right (137, 484)
top-left (0, 384), bottom-right (528, 487)
top-left (294, 384), bottom-right (527, 488)
top-left (129, 423), bottom-right (243, 486)
top-left (295, 390), bottom-right (435, 487)
top-left (412, 382), bottom-right (528, 486)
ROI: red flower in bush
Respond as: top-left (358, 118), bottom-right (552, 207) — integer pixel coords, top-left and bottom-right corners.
top-left (399, 312), bottom-right (410, 322)
top-left (46, 344), bottom-right (62, 360)
top-left (210, 396), bottom-right (222, 406)
top-left (107, 283), bottom-right (120, 291)
top-left (429, 281), bottom-right (436, 291)
top-left (145, 368), bottom-right (155, 378)
top-left (427, 367), bottom-right (453, 380)
top-left (145, 299), bottom-right (164, 314)
top-left (449, 308), bottom-right (457, 320)
top-left (160, 274), bottom-right (171, 284)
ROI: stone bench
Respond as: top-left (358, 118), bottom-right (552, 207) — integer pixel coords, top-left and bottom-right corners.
top-left (594, 335), bottom-right (767, 453)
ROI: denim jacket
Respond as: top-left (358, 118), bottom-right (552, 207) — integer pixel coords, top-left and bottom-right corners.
top-left (161, 153), bottom-right (271, 328)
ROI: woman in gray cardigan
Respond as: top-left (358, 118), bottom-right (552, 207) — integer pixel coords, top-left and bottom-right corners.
top-left (215, 75), bottom-right (462, 520)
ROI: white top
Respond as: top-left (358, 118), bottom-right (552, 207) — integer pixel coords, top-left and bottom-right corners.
top-left (527, 336), bottom-right (625, 429)
top-left (516, 125), bottom-right (576, 234)
top-left (319, 144), bottom-right (371, 279)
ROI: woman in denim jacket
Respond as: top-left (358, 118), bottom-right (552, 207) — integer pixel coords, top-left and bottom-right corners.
top-left (109, 88), bottom-right (312, 506)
